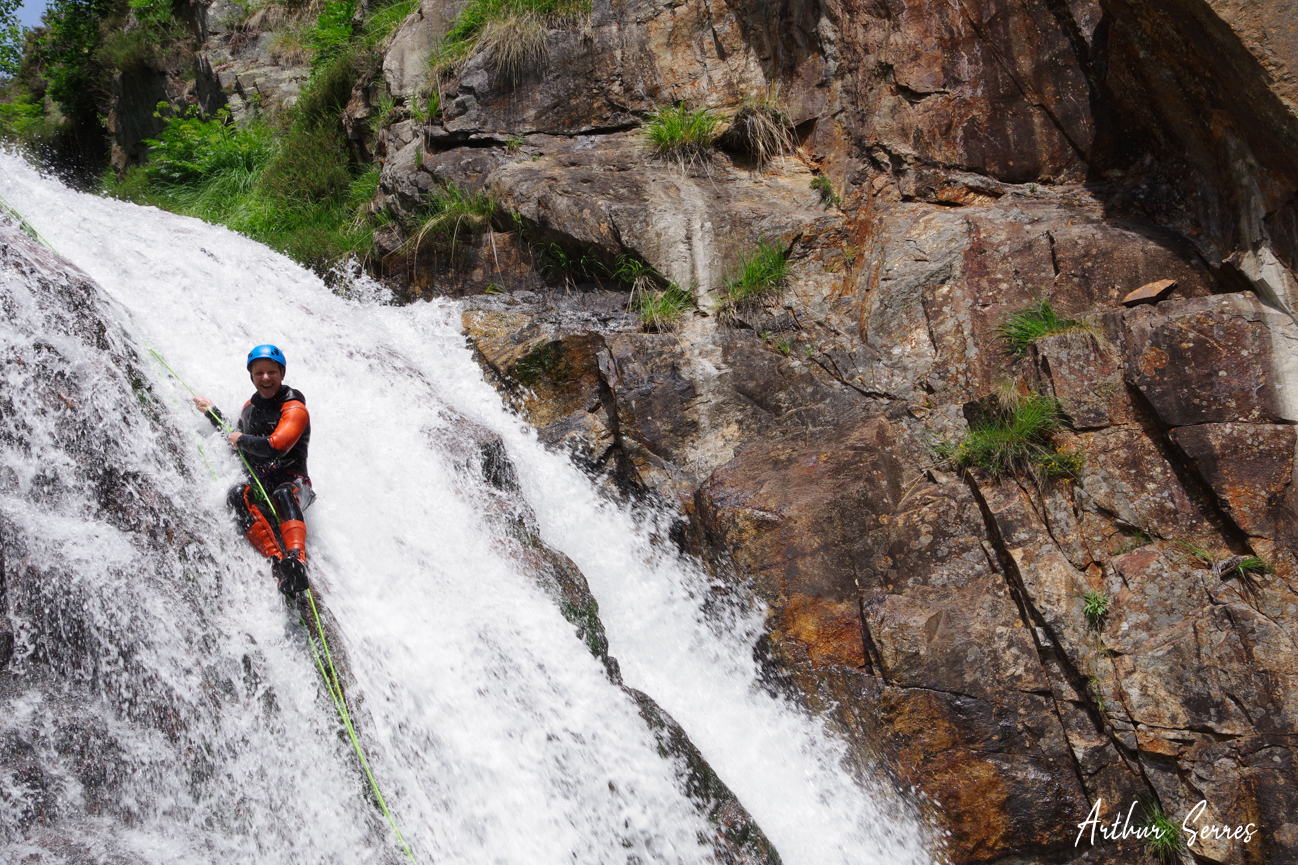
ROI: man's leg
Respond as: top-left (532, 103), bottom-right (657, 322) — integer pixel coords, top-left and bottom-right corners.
top-left (271, 480), bottom-right (310, 595)
top-left (227, 483), bottom-right (283, 561)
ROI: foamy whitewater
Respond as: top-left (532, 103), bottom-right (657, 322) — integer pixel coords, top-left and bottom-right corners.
top-left (0, 153), bottom-right (934, 865)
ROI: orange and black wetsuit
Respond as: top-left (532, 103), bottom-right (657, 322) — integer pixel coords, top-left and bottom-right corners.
top-left (208, 385), bottom-right (313, 593)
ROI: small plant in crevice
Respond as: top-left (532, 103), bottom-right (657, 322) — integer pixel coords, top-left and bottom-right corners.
top-left (1084, 674), bottom-right (1106, 713)
top-left (643, 102), bottom-right (721, 166)
top-left (1140, 801), bottom-right (1186, 863)
top-left (721, 85), bottom-right (795, 169)
top-left (1000, 297), bottom-right (1096, 357)
top-left (811, 174), bottom-right (840, 206)
top-left (1083, 590), bottom-right (1110, 630)
top-left (937, 391), bottom-right (1081, 481)
top-left (1227, 556), bottom-right (1272, 577)
top-left (537, 242), bottom-right (603, 288)
top-left (776, 338), bottom-right (793, 357)
top-left (1114, 528), bottom-right (1151, 555)
top-left (716, 240), bottom-right (788, 321)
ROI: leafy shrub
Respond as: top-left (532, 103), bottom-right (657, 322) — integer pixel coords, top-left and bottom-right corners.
top-left (0, 0), bottom-right (24, 78)
top-left (142, 105), bottom-right (273, 185)
top-left (643, 102), bottom-right (721, 165)
top-left (308, 0), bottom-right (359, 68)
top-left (717, 240), bottom-right (787, 316)
top-left (0, 91), bottom-right (45, 138)
top-left (1083, 590), bottom-right (1109, 629)
top-left (32, 0), bottom-right (116, 117)
top-left (939, 393), bottom-right (1078, 479)
top-left (1001, 297), bottom-right (1093, 357)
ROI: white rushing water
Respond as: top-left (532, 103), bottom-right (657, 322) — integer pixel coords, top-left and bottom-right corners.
top-left (0, 153), bottom-right (933, 865)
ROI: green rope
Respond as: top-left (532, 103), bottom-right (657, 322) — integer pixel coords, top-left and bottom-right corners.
top-left (149, 348), bottom-right (420, 863)
top-left (0, 190), bottom-right (57, 253)
top-left (303, 591), bottom-right (420, 865)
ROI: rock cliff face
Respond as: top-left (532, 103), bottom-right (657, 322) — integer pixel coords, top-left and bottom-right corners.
top-left (175, 0), bottom-right (1298, 860)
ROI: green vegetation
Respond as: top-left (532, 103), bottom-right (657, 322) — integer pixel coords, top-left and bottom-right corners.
top-left (1000, 297), bottom-right (1094, 357)
top-left (939, 392), bottom-right (1082, 480)
top-left (0, 0), bottom-right (23, 77)
top-left (643, 102), bottom-right (721, 165)
top-left (1140, 802), bottom-right (1186, 863)
top-left (1083, 590), bottom-right (1110, 629)
top-left (717, 240), bottom-right (787, 317)
top-left (1115, 528), bottom-right (1151, 555)
top-left (810, 175), bottom-right (839, 206)
top-left (725, 86), bottom-right (794, 168)
top-left (430, 0), bottom-right (590, 78)
top-left (1228, 556), bottom-right (1271, 577)
top-left (634, 281), bottom-right (694, 331)
top-left (399, 182), bottom-right (496, 266)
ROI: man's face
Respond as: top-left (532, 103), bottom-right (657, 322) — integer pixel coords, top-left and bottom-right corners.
top-left (249, 359), bottom-right (284, 398)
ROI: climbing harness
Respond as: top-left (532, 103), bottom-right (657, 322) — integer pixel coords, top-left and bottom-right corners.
top-left (148, 348), bottom-right (420, 865)
top-left (0, 190), bottom-right (57, 253)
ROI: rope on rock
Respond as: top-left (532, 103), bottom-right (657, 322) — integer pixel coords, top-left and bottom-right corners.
top-left (0, 190), bottom-right (58, 253)
top-left (148, 348), bottom-right (420, 864)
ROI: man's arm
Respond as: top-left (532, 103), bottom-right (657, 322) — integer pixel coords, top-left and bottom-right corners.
top-left (236, 402), bottom-right (309, 459)
top-left (192, 396), bottom-right (230, 430)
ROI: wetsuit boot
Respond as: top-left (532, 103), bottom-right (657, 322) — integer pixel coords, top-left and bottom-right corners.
top-left (274, 519), bottom-right (309, 597)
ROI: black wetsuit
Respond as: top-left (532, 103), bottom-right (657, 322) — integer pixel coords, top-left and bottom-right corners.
top-left (209, 385), bottom-right (313, 539)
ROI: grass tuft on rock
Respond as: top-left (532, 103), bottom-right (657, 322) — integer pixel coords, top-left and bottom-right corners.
top-left (723, 86), bottom-right (794, 169)
top-left (1001, 297), bottom-right (1094, 357)
top-left (643, 102), bottom-right (722, 165)
top-left (635, 281), bottom-right (695, 331)
top-left (400, 182), bottom-right (497, 266)
top-left (1140, 802), bottom-right (1186, 863)
top-left (431, 0), bottom-right (590, 76)
top-left (939, 392), bottom-right (1082, 480)
top-left (716, 240), bottom-right (787, 318)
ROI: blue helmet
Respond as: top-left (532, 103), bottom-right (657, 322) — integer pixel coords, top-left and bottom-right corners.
top-left (247, 344), bottom-right (286, 371)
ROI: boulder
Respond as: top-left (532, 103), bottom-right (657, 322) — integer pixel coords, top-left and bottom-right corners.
top-left (1123, 293), bottom-right (1298, 426)
top-left (1169, 423), bottom-right (1298, 541)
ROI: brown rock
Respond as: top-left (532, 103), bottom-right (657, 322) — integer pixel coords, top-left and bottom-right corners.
top-left (698, 417), bottom-right (912, 668)
top-left (1123, 293), bottom-right (1297, 426)
top-left (1030, 331), bottom-right (1128, 429)
top-left (1121, 278), bottom-right (1177, 306)
top-left (1168, 423), bottom-right (1298, 540)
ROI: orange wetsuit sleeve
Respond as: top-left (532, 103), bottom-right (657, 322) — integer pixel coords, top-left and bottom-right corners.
top-left (267, 401), bottom-right (310, 453)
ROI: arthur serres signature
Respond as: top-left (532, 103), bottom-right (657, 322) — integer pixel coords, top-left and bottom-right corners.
top-left (1076, 799), bottom-right (1257, 848)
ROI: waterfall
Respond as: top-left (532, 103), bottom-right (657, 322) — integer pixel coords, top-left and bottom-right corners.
top-left (0, 153), bottom-right (934, 865)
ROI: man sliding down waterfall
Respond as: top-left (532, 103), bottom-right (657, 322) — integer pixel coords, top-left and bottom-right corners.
top-left (192, 344), bottom-right (314, 598)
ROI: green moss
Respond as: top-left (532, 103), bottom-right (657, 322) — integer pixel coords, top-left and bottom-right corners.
top-left (513, 341), bottom-right (564, 387)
